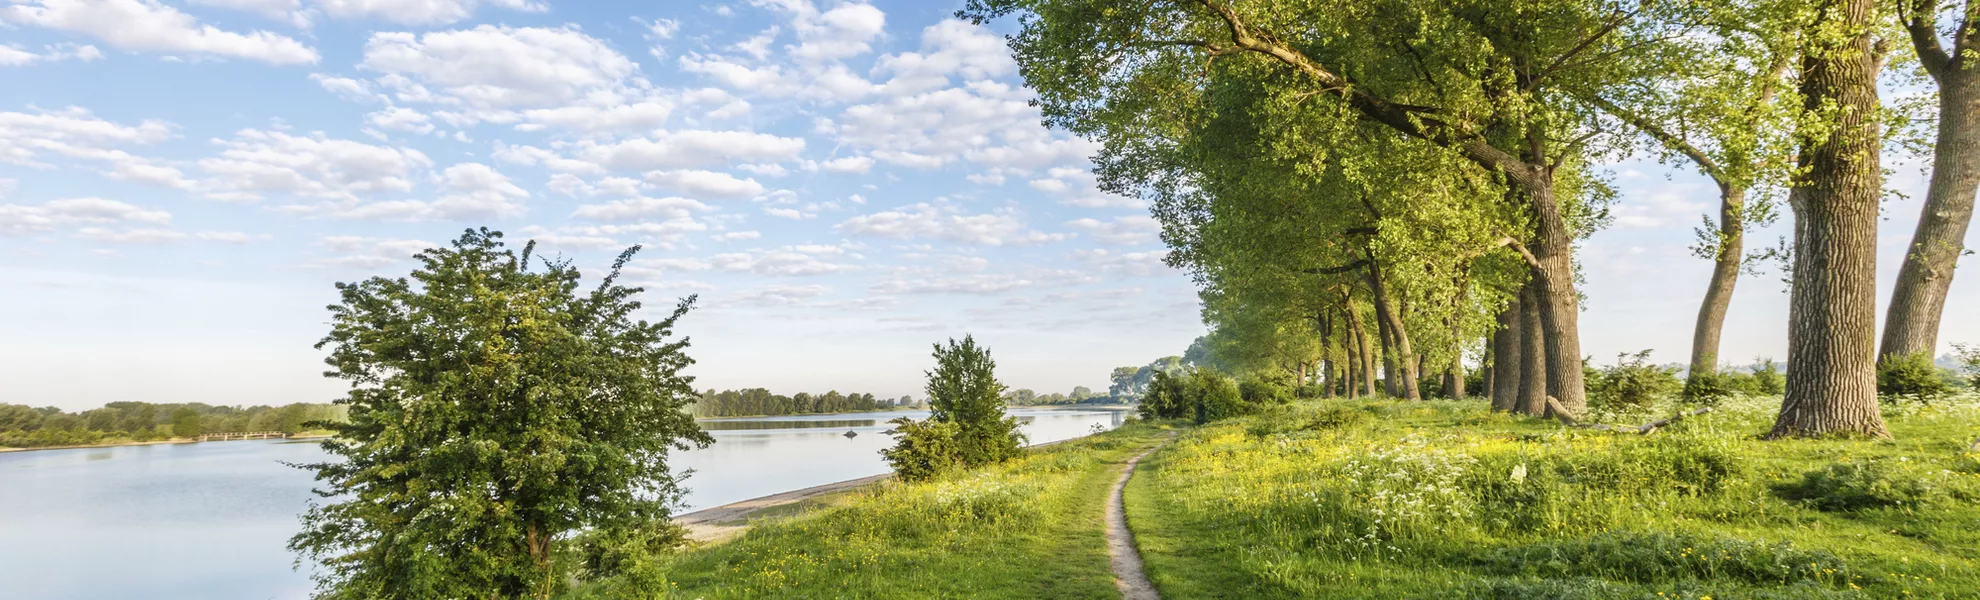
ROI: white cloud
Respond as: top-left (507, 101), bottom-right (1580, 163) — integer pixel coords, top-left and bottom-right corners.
top-left (75, 226), bottom-right (184, 243)
top-left (712, 230), bottom-right (761, 241)
top-left (836, 203), bottom-right (1069, 246)
top-left (318, 0), bottom-right (546, 26)
top-left (873, 19), bottom-right (1014, 95)
top-left (0, 0), bottom-right (318, 65)
top-left (571, 196), bottom-right (709, 221)
top-left (786, 2), bottom-right (885, 62)
top-left (1071, 248), bottom-right (1171, 277)
top-left (199, 129), bottom-right (432, 201)
top-left (873, 273), bottom-right (1032, 294)
top-left (645, 169), bottom-right (765, 199)
top-left (189, 0), bottom-right (308, 28)
top-left (1612, 186), bottom-right (1713, 229)
top-left (0, 106), bottom-right (191, 189)
top-left (1065, 215), bottom-right (1159, 245)
top-left (723, 284), bottom-right (831, 307)
top-left (366, 107), bottom-right (435, 134)
top-left (360, 25), bottom-right (639, 114)
top-left (710, 246), bottom-right (858, 276)
top-left (0, 42), bottom-right (103, 66)
top-left (820, 155), bottom-right (874, 174)
top-left (836, 81), bottom-right (1094, 170)
top-left (577, 130), bottom-right (807, 171)
top-left (314, 235), bottom-right (436, 268)
top-left (195, 230), bottom-right (270, 243)
top-left (0, 197), bottom-right (171, 236)
top-left (1029, 167), bottom-right (1141, 208)
top-left (764, 206), bottom-right (814, 220)
top-left (335, 162), bottom-right (527, 220)
top-left (310, 74), bottom-right (386, 103)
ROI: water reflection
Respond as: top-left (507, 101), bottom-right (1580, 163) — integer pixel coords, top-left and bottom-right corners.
top-left (0, 406), bottom-right (1131, 600)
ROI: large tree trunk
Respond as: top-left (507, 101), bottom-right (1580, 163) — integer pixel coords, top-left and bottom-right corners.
top-left (1518, 283), bottom-right (1549, 416)
top-left (1481, 336), bottom-right (1495, 403)
top-left (1352, 310), bottom-right (1378, 397)
top-left (1320, 313), bottom-right (1337, 398)
top-left (1375, 307), bottom-right (1398, 397)
top-left (1523, 180), bottom-right (1589, 415)
top-left (1365, 258), bottom-right (1422, 400)
top-left (1448, 354), bottom-right (1466, 400)
top-left (1771, 0), bottom-right (1891, 439)
top-left (1689, 185), bottom-right (1747, 381)
top-left (1490, 292), bottom-right (1523, 412)
top-left (1883, 68), bottom-right (1980, 361)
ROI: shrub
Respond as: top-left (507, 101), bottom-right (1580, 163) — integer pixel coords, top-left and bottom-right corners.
top-left (879, 417), bottom-right (964, 482)
top-left (1775, 460), bottom-right (1945, 511)
top-left (1139, 368), bottom-right (1252, 424)
top-left (1749, 358), bottom-right (1786, 395)
top-left (1878, 352), bottom-right (1953, 404)
top-left (1681, 370), bottom-right (1737, 406)
top-left (1588, 350), bottom-right (1681, 410)
top-left (1239, 378), bottom-right (1292, 406)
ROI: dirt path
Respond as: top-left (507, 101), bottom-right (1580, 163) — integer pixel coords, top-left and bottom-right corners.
top-left (1107, 433), bottom-right (1172, 600)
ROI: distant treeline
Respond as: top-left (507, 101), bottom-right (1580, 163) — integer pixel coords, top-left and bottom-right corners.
top-left (1001, 386), bottom-right (1110, 405)
top-left (0, 402), bottom-right (347, 448)
top-left (693, 389), bottom-right (911, 418)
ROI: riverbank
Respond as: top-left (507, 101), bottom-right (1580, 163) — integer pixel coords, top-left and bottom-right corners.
top-left (571, 420), bottom-right (1180, 599)
top-left (0, 432), bottom-right (333, 453)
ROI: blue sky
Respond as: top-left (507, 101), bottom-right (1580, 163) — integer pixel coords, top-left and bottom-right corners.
top-left (1, 0), bottom-right (1974, 411)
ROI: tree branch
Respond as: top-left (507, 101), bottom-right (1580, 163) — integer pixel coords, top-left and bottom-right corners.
top-left (1300, 259), bottom-right (1372, 275)
top-left (1581, 94), bottom-right (1722, 177)
top-left (1528, 9), bottom-right (1634, 92)
top-left (1493, 235), bottom-right (1545, 270)
top-left (1905, 0), bottom-right (1953, 80)
top-left (1188, 0), bottom-right (1537, 188)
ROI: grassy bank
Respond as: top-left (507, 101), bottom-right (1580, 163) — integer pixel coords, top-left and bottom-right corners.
top-left (571, 421), bottom-right (1177, 599)
top-left (1124, 396), bottom-right (1980, 599)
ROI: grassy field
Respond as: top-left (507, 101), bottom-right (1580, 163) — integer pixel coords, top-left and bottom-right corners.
top-left (1124, 396), bottom-right (1980, 599)
top-left (570, 421), bottom-right (1177, 599)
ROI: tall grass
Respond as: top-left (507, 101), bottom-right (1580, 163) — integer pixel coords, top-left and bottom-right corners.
top-left (567, 421), bottom-right (1177, 599)
top-left (1125, 396), bottom-right (1980, 598)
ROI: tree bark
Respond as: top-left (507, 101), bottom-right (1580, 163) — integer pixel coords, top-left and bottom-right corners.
top-left (1375, 304), bottom-right (1398, 397)
top-left (1350, 309), bottom-right (1378, 397)
top-left (1772, 0), bottom-right (1891, 439)
top-left (1448, 354), bottom-right (1466, 400)
top-left (1518, 283), bottom-right (1549, 416)
top-left (1320, 313), bottom-right (1337, 398)
top-left (1491, 292), bottom-right (1523, 412)
top-left (1364, 257), bottom-right (1421, 400)
top-left (1524, 180), bottom-right (1588, 415)
top-left (1481, 335), bottom-right (1495, 403)
top-left (1689, 185), bottom-right (1746, 381)
top-left (1883, 9), bottom-right (1980, 360)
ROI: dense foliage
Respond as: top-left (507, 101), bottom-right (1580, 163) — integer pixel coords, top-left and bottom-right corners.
top-left (0, 401), bottom-right (344, 448)
top-left (692, 388), bottom-right (903, 417)
top-left (290, 229), bottom-right (711, 600)
top-left (882, 335), bottom-right (1025, 482)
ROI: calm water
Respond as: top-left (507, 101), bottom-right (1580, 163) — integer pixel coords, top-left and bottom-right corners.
top-left (0, 407), bottom-right (1128, 600)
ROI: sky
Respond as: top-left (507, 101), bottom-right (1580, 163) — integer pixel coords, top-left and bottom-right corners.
top-left (1, 0), bottom-right (1974, 411)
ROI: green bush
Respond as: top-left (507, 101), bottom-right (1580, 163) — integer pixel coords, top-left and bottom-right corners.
top-left (1755, 359), bottom-right (1785, 394)
top-left (1682, 370), bottom-right (1738, 405)
top-left (1953, 343), bottom-right (1980, 389)
top-left (1588, 350), bottom-right (1681, 410)
top-left (1139, 368), bottom-right (1252, 424)
top-left (879, 417), bottom-right (964, 482)
top-left (1878, 352), bottom-right (1952, 404)
top-left (1775, 460), bottom-right (1945, 511)
top-left (1239, 379), bottom-right (1292, 405)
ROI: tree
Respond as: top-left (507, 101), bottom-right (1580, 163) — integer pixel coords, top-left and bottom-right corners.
top-left (289, 229), bottom-right (712, 599)
top-left (1769, 0), bottom-right (1891, 438)
top-left (1884, 0), bottom-right (1980, 362)
top-left (961, 0), bottom-right (1690, 414)
top-left (170, 407), bottom-right (202, 438)
top-left (922, 335), bottom-right (1024, 467)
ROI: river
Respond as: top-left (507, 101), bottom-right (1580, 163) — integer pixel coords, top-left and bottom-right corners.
top-left (0, 407), bottom-right (1127, 600)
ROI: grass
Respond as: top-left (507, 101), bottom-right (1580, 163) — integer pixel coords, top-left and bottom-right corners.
top-left (1123, 395), bottom-right (1980, 599)
top-left (568, 420), bottom-right (1178, 599)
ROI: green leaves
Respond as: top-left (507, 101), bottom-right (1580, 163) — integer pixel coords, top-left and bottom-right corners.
top-left (291, 228), bottom-right (711, 600)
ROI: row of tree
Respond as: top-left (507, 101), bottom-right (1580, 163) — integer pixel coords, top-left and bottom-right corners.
top-left (691, 389), bottom-right (909, 417)
top-left (1001, 386), bottom-right (1103, 405)
top-left (0, 402), bottom-right (346, 448)
top-left (963, 0), bottom-right (1979, 438)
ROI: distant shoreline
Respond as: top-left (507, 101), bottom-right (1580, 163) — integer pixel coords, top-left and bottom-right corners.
top-left (0, 433), bottom-right (333, 454)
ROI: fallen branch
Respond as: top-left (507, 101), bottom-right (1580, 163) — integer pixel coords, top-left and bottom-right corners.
top-left (1545, 396), bottom-right (1711, 434)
